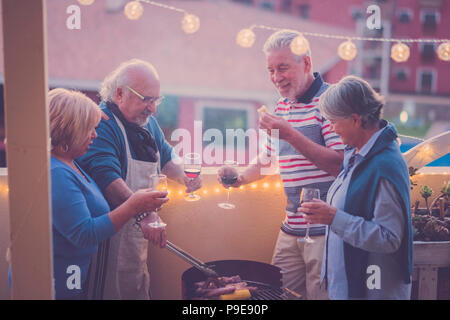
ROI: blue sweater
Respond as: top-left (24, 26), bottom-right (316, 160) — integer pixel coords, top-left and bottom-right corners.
top-left (51, 157), bottom-right (115, 299)
top-left (77, 102), bottom-right (174, 194)
top-left (342, 122), bottom-right (413, 298)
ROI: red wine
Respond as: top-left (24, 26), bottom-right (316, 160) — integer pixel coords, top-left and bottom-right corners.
top-left (185, 169), bottom-right (201, 179)
top-left (222, 176), bottom-right (238, 186)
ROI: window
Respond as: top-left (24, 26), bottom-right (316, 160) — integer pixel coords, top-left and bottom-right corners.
top-left (202, 107), bottom-right (248, 149)
top-left (105, 0), bottom-right (125, 13)
top-left (155, 95), bottom-right (179, 134)
top-left (195, 101), bottom-right (256, 155)
top-left (421, 10), bottom-right (439, 32)
top-left (417, 69), bottom-right (436, 94)
top-left (397, 9), bottom-right (412, 23)
top-left (260, 1), bottom-right (274, 10)
top-left (298, 4), bottom-right (310, 19)
top-left (282, 0), bottom-right (292, 13)
top-left (420, 43), bottom-right (436, 62)
top-left (232, 0), bottom-right (254, 5)
top-left (350, 6), bottom-right (363, 21)
top-left (395, 68), bottom-right (409, 81)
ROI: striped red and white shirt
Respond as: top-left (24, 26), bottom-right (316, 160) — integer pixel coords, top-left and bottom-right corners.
top-left (264, 74), bottom-right (345, 236)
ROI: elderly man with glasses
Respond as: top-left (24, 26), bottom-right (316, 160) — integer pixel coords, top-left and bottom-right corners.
top-left (78, 59), bottom-right (201, 300)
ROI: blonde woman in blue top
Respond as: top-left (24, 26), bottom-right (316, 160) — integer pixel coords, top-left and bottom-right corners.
top-left (48, 88), bottom-right (168, 299)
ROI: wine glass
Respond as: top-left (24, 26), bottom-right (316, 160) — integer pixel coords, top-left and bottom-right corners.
top-left (218, 160), bottom-right (238, 210)
top-left (147, 174), bottom-right (168, 228)
top-left (184, 153), bottom-right (201, 202)
top-left (298, 188), bottom-right (320, 244)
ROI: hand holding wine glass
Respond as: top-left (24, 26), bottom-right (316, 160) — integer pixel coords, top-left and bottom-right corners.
top-left (218, 160), bottom-right (238, 209)
top-left (184, 153), bottom-right (202, 202)
top-left (147, 174), bottom-right (168, 228)
top-left (298, 188), bottom-right (320, 244)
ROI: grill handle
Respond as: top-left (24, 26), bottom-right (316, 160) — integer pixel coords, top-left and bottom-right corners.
top-left (165, 240), bottom-right (218, 278)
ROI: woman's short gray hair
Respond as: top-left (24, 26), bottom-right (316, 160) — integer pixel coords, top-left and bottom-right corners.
top-left (263, 29), bottom-right (311, 62)
top-left (318, 75), bottom-right (385, 129)
top-left (99, 59), bottom-right (159, 102)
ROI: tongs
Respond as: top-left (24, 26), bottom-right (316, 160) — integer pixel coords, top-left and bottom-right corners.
top-left (165, 241), bottom-right (219, 278)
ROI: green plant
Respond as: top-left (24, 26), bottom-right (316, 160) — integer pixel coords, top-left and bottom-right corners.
top-left (408, 167), bottom-right (418, 190)
top-left (420, 185), bottom-right (433, 215)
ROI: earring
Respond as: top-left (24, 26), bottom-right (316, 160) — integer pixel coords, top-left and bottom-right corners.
top-left (62, 144), bottom-right (69, 153)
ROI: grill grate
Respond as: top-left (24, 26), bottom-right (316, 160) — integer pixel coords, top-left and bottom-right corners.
top-left (251, 288), bottom-right (286, 300)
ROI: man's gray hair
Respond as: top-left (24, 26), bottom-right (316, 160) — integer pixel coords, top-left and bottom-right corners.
top-left (263, 29), bottom-right (311, 62)
top-left (318, 75), bottom-right (385, 129)
top-left (99, 59), bottom-right (159, 102)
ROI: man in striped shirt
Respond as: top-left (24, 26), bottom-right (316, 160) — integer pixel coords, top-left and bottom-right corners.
top-left (219, 30), bottom-right (344, 299)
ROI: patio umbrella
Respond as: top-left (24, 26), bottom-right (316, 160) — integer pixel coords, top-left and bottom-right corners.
top-left (402, 130), bottom-right (450, 170)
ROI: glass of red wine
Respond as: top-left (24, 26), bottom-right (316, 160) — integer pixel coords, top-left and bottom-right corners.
top-left (184, 153), bottom-right (201, 202)
top-left (218, 160), bottom-right (238, 210)
top-left (298, 188), bottom-right (320, 244)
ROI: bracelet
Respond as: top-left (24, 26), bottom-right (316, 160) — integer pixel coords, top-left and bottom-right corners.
top-left (133, 221), bottom-right (142, 231)
top-left (135, 212), bottom-right (150, 223)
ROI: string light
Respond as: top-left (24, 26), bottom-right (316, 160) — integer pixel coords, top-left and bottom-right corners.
top-left (263, 182), bottom-right (270, 189)
top-left (181, 13), bottom-right (200, 34)
top-left (78, 0), bottom-right (95, 5)
top-left (338, 39), bottom-right (357, 61)
top-left (124, 0), bottom-right (200, 34)
top-left (391, 42), bottom-right (410, 63)
top-left (437, 42), bottom-right (450, 61)
top-left (290, 34), bottom-right (310, 56)
top-left (237, 24), bottom-right (449, 63)
top-left (124, 1), bottom-right (144, 20)
top-left (236, 28), bottom-right (256, 48)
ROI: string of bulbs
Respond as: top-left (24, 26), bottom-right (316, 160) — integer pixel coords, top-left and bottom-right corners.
top-left (78, 0), bottom-right (450, 63)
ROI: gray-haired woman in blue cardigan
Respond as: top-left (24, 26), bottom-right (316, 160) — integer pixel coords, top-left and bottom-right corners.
top-left (298, 75), bottom-right (413, 300)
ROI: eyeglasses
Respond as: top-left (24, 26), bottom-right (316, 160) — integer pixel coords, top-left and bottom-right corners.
top-left (126, 85), bottom-right (164, 106)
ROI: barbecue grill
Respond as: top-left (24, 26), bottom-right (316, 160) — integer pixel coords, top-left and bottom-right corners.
top-left (181, 259), bottom-right (294, 300)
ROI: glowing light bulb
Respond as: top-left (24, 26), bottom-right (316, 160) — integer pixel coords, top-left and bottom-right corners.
top-left (251, 183), bottom-right (257, 189)
top-left (203, 189), bottom-right (208, 195)
top-left (239, 186), bottom-right (245, 190)
top-left (124, 1), bottom-right (143, 21)
top-left (275, 182), bottom-right (281, 188)
top-left (290, 34), bottom-right (310, 56)
top-left (391, 42), bottom-right (410, 63)
top-left (236, 28), bottom-right (256, 48)
top-left (181, 14), bottom-right (200, 34)
top-left (78, 0), bottom-right (95, 5)
top-left (437, 42), bottom-right (450, 61)
top-left (178, 190), bottom-right (183, 195)
top-left (338, 40), bottom-right (357, 61)
top-left (263, 182), bottom-right (270, 189)
top-left (215, 188), bottom-right (220, 193)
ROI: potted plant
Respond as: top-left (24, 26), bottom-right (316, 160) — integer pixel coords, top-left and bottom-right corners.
top-left (412, 183), bottom-right (450, 242)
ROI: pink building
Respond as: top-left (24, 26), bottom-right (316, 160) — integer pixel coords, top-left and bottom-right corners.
top-left (231, 0), bottom-right (450, 131)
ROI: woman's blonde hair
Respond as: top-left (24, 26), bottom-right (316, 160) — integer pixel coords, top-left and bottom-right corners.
top-left (48, 88), bottom-right (101, 151)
